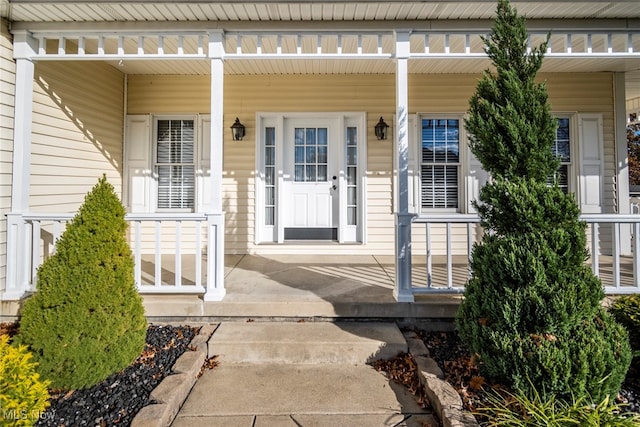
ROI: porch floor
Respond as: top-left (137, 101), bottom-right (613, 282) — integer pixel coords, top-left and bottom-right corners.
top-left (140, 254), bottom-right (636, 321)
top-left (142, 254), bottom-right (463, 321)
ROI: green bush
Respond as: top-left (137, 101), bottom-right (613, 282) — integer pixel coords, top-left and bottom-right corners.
top-left (477, 386), bottom-right (640, 427)
top-left (0, 335), bottom-right (50, 427)
top-left (16, 176), bottom-right (147, 390)
top-left (610, 294), bottom-right (640, 352)
top-left (456, 0), bottom-right (631, 403)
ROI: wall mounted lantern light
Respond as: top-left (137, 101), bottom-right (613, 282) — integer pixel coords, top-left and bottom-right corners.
top-left (231, 117), bottom-right (246, 141)
top-left (374, 117), bottom-right (389, 140)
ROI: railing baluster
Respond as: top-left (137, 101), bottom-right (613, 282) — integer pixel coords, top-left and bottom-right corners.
top-left (426, 223), bottom-right (432, 288)
top-left (447, 222), bottom-right (453, 288)
top-left (195, 220), bottom-right (202, 288)
top-left (175, 221), bottom-right (182, 287)
top-left (635, 222), bottom-right (640, 289)
top-left (134, 220), bottom-right (142, 288)
top-left (177, 35), bottom-right (184, 56)
top-left (197, 35), bottom-right (204, 55)
top-left (592, 222), bottom-right (599, 276)
top-left (58, 37), bottom-right (66, 55)
top-left (467, 222), bottom-right (473, 279)
top-left (52, 220), bottom-right (62, 254)
top-left (155, 221), bottom-right (162, 287)
top-left (614, 222), bottom-right (621, 289)
top-left (31, 221), bottom-right (40, 285)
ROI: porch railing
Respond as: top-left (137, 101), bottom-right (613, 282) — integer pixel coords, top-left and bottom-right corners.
top-left (3, 212), bottom-right (225, 301)
top-left (412, 213), bottom-right (640, 296)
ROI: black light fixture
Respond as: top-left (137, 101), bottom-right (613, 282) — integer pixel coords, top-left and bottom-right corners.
top-left (374, 116), bottom-right (389, 140)
top-left (230, 117), bottom-right (246, 141)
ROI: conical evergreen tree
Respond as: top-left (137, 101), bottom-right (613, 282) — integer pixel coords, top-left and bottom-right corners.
top-left (17, 176), bottom-right (147, 390)
top-left (456, 0), bottom-right (631, 402)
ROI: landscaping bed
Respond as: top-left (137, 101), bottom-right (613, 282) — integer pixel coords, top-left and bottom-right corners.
top-left (1, 323), bottom-right (197, 426)
top-left (415, 329), bottom-right (640, 424)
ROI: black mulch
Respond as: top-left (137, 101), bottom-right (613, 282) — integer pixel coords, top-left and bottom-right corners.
top-left (33, 324), bottom-right (198, 427)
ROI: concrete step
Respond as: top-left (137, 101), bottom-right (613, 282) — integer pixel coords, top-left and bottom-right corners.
top-left (208, 322), bottom-right (408, 364)
top-left (173, 363), bottom-right (436, 427)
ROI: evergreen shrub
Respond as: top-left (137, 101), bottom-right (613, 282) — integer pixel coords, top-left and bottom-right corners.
top-left (610, 294), bottom-right (640, 352)
top-left (16, 176), bottom-right (147, 390)
top-left (0, 335), bottom-right (50, 426)
top-left (456, 0), bottom-right (631, 402)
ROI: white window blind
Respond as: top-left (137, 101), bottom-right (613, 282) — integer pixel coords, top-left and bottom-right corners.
top-left (156, 119), bottom-right (195, 209)
top-left (421, 118), bottom-right (460, 209)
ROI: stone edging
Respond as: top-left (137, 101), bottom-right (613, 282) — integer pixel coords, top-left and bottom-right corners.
top-left (403, 331), bottom-right (479, 427)
top-left (130, 324), bottom-right (217, 427)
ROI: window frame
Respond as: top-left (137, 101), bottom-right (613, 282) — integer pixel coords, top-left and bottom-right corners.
top-left (152, 115), bottom-right (198, 213)
top-left (552, 114), bottom-right (575, 195)
top-left (417, 115), bottom-right (464, 214)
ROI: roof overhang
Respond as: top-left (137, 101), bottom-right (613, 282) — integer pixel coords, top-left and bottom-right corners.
top-left (3, 1), bottom-right (640, 22)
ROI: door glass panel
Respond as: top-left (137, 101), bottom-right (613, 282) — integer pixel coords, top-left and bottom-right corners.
top-left (264, 127), bottom-right (276, 225)
top-left (346, 126), bottom-right (358, 225)
top-left (293, 127), bottom-right (329, 182)
top-left (317, 165), bottom-right (327, 181)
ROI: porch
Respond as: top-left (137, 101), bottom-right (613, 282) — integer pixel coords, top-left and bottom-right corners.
top-left (142, 254), bottom-right (463, 320)
top-left (140, 250), bottom-right (640, 320)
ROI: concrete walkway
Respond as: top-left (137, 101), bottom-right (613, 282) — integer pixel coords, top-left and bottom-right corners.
top-left (171, 322), bottom-right (440, 427)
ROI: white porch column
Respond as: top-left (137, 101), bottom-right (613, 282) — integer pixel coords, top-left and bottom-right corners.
top-left (3, 30), bottom-right (37, 300)
top-left (394, 30), bottom-right (415, 303)
top-left (203, 30), bottom-right (226, 301)
top-left (614, 72), bottom-right (632, 255)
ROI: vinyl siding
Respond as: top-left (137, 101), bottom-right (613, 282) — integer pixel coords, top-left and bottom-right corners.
top-left (0, 19), bottom-right (14, 292)
top-left (31, 61), bottom-right (125, 212)
top-left (127, 72), bottom-right (615, 256)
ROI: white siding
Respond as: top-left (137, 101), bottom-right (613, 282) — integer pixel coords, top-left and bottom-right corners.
top-left (31, 61), bottom-right (125, 212)
top-left (0, 18), bottom-right (14, 292)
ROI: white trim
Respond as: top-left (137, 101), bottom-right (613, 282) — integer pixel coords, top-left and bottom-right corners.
top-left (20, 28), bottom-right (640, 61)
top-left (11, 56), bottom-right (34, 212)
top-left (254, 112), bottom-right (367, 244)
top-left (578, 113), bottom-right (605, 214)
top-left (209, 33), bottom-right (225, 213)
top-left (394, 29), bottom-right (415, 303)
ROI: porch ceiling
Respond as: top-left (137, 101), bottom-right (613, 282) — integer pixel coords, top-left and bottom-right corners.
top-left (108, 56), bottom-right (640, 100)
top-left (3, 1), bottom-right (640, 22)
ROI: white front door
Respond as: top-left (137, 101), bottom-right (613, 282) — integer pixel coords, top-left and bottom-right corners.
top-left (283, 118), bottom-right (339, 240)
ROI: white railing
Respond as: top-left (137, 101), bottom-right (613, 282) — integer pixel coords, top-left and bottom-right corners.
top-left (3, 212), bottom-right (225, 301)
top-left (413, 213), bottom-right (640, 296)
top-left (25, 29), bottom-right (640, 61)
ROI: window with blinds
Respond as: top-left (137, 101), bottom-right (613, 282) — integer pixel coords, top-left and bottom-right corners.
top-left (421, 118), bottom-right (460, 209)
top-left (155, 119), bottom-right (195, 209)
